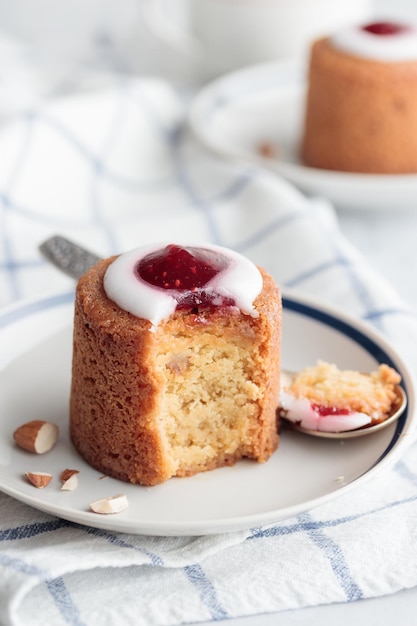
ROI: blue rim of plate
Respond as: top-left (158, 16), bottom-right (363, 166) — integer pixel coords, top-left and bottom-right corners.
top-left (0, 290), bottom-right (410, 466)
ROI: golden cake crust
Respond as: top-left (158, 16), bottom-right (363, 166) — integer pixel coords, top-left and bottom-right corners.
top-left (301, 37), bottom-right (417, 173)
top-left (70, 255), bottom-right (281, 486)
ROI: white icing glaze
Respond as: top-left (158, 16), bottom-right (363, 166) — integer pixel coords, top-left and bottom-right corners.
top-left (103, 242), bottom-right (263, 327)
top-left (331, 23), bottom-right (417, 62)
top-left (279, 391), bottom-right (372, 433)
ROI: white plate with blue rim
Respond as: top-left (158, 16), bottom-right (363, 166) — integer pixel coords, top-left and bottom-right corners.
top-left (188, 60), bottom-right (417, 211)
top-left (0, 289), bottom-right (415, 536)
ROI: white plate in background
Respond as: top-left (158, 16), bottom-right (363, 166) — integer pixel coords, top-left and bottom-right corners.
top-left (189, 60), bottom-right (417, 211)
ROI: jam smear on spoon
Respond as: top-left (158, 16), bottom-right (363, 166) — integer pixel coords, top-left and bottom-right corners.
top-left (136, 244), bottom-right (235, 311)
top-left (311, 404), bottom-right (351, 417)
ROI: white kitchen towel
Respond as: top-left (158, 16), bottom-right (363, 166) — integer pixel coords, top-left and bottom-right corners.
top-left (1, 77), bottom-right (417, 626)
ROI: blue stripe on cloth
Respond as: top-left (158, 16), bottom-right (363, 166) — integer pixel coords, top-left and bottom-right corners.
top-left (0, 259), bottom-right (45, 272)
top-left (282, 227), bottom-right (403, 334)
top-left (1, 193), bottom-right (21, 301)
top-left (0, 249), bottom-right (46, 300)
top-left (0, 518), bottom-right (164, 567)
top-left (298, 512), bottom-right (363, 602)
top-left (284, 254), bottom-right (383, 325)
top-left (0, 519), bottom-right (67, 541)
top-left (81, 526), bottom-right (164, 566)
top-left (284, 257), bottom-right (351, 289)
top-left (114, 81), bottom-right (226, 245)
top-left (395, 459), bottom-right (417, 487)
top-left (304, 215), bottom-right (380, 324)
top-left (234, 209), bottom-right (307, 252)
top-left (184, 563), bottom-right (229, 620)
top-left (35, 111), bottom-right (177, 193)
top-left (46, 577), bottom-right (86, 626)
top-left (209, 171), bottom-right (256, 205)
top-left (363, 308), bottom-right (417, 322)
top-left (0, 291), bottom-right (73, 329)
top-left (0, 191), bottom-right (95, 228)
top-left (7, 493), bottom-right (417, 563)
top-left (127, 81), bottom-right (182, 143)
top-left (233, 207), bottom-right (405, 339)
top-left (0, 112), bottom-right (67, 301)
top-left (170, 129), bottom-right (223, 245)
top-left (3, 490), bottom-right (417, 619)
top-left (0, 552), bottom-right (49, 577)
top-left (5, 113), bottom-right (36, 190)
top-left (249, 491), bottom-right (417, 542)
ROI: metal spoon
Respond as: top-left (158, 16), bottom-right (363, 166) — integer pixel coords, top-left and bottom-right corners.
top-left (39, 235), bottom-right (408, 439)
top-left (39, 234), bottom-right (101, 279)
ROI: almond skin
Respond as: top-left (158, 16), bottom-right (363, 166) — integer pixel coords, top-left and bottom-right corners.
top-left (60, 469), bottom-right (80, 482)
top-left (25, 472), bottom-right (53, 488)
top-left (13, 420), bottom-right (59, 454)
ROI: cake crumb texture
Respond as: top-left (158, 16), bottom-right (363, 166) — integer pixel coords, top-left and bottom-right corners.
top-left (286, 360), bottom-right (401, 420)
top-left (70, 257), bottom-right (281, 486)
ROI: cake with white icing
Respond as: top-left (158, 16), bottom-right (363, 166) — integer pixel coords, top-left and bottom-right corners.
top-left (70, 243), bottom-right (281, 486)
top-left (301, 21), bottom-right (417, 173)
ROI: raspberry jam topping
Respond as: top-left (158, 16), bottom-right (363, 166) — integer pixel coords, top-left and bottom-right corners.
top-left (362, 21), bottom-right (410, 36)
top-left (103, 242), bottom-right (262, 326)
top-left (136, 244), bottom-right (228, 289)
top-left (312, 404), bottom-right (351, 417)
top-left (136, 244), bottom-right (235, 311)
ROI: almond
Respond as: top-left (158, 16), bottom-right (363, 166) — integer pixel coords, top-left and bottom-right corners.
top-left (13, 420), bottom-right (59, 454)
top-left (60, 468), bottom-right (79, 482)
top-left (90, 494), bottom-right (129, 514)
top-left (25, 471), bottom-right (53, 488)
top-left (61, 473), bottom-right (78, 491)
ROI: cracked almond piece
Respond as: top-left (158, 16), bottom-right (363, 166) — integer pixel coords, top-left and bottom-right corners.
top-left (13, 420), bottom-right (59, 454)
top-left (61, 473), bottom-right (79, 491)
top-left (60, 468), bottom-right (80, 482)
top-left (25, 471), bottom-right (53, 488)
top-left (90, 494), bottom-right (129, 514)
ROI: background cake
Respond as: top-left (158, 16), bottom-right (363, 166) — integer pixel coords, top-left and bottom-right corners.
top-left (301, 21), bottom-right (417, 174)
top-left (70, 243), bottom-right (281, 486)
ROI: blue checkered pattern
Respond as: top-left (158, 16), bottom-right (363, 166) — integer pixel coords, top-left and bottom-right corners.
top-left (1, 78), bottom-right (417, 625)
